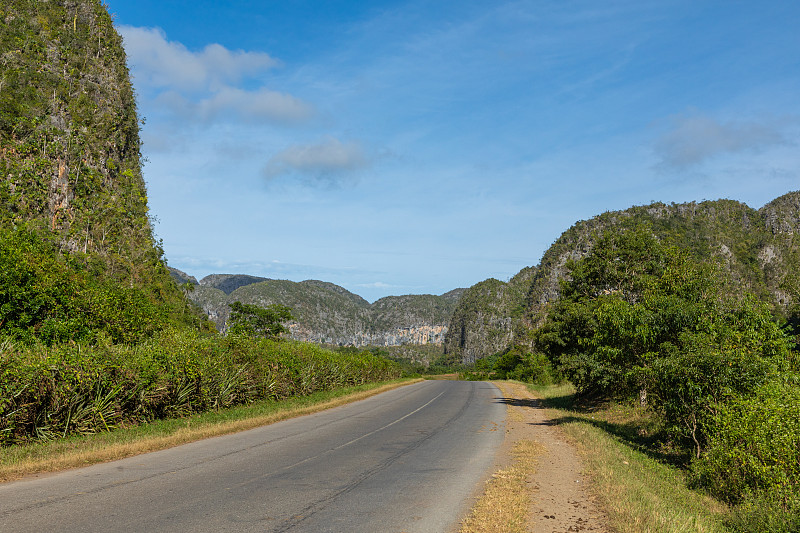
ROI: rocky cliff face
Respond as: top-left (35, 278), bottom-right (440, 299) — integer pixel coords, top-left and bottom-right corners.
top-left (1, 1), bottom-right (156, 275)
top-left (182, 273), bottom-right (465, 348)
top-left (446, 192), bottom-right (800, 364)
top-left (0, 0), bottom-right (187, 321)
top-left (443, 268), bottom-right (535, 364)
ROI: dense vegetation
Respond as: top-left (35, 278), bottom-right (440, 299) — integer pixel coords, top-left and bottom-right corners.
top-left (0, 330), bottom-right (400, 445)
top-left (0, 0), bottom-right (202, 333)
top-left (459, 220), bottom-right (799, 530)
top-left (3, 3), bottom-right (799, 529)
top-left (0, 0), bottom-right (401, 449)
top-left (184, 273), bottom-right (463, 356)
top-left (443, 267), bottom-right (535, 364)
top-left (531, 225), bottom-right (799, 531)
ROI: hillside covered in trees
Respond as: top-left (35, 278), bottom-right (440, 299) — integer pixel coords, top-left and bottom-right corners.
top-left (445, 192), bottom-right (800, 364)
top-left (172, 270), bottom-right (464, 349)
top-left (0, 0), bottom-right (400, 446)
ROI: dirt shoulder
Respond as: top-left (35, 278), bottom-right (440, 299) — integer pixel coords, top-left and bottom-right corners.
top-left (460, 381), bottom-right (608, 532)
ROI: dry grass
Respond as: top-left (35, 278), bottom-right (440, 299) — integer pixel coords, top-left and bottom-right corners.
top-left (0, 379), bottom-right (419, 483)
top-left (459, 439), bottom-right (544, 533)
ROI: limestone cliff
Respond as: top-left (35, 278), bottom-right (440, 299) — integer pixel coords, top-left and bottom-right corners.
top-left (0, 0), bottom-right (195, 340)
top-left (1, 0), bottom-right (160, 281)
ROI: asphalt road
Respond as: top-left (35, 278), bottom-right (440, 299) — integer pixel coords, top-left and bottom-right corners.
top-left (0, 380), bottom-right (506, 533)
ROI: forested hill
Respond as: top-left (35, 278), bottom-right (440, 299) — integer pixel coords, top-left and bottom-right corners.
top-left (0, 0), bottom-right (201, 343)
top-left (445, 192), bottom-right (800, 363)
top-left (2, 0), bottom-right (150, 274)
top-left (174, 269), bottom-right (466, 347)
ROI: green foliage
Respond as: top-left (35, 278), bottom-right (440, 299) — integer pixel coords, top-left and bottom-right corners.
top-left (0, 329), bottom-right (401, 445)
top-left (535, 224), bottom-right (800, 531)
top-left (650, 295), bottom-right (791, 457)
top-left (444, 277), bottom-right (527, 363)
top-left (0, 226), bottom-right (166, 344)
top-left (538, 226), bottom-right (793, 456)
top-left (726, 491), bottom-right (800, 533)
top-left (0, 0), bottom-right (203, 337)
top-left (491, 346), bottom-right (558, 385)
top-left (227, 301), bottom-right (294, 338)
top-left (692, 383), bottom-right (800, 503)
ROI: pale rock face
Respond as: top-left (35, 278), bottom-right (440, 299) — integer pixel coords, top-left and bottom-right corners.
top-left (287, 324), bottom-right (449, 347)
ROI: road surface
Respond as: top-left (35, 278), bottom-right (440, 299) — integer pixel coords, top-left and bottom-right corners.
top-left (0, 380), bottom-right (505, 532)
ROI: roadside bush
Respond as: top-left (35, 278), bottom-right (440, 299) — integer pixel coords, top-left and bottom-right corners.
top-left (0, 329), bottom-right (401, 445)
top-left (491, 346), bottom-right (558, 385)
top-left (0, 226), bottom-right (167, 345)
top-left (727, 491), bottom-right (800, 533)
top-left (691, 382), bottom-right (800, 532)
top-left (507, 352), bottom-right (558, 385)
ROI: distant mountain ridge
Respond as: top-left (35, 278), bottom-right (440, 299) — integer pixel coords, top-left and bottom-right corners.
top-left (173, 191), bottom-right (799, 364)
top-left (170, 269), bottom-right (466, 348)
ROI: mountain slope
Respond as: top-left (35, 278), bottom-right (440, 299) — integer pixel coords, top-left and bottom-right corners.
top-left (0, 0), bottom-right (199, 342)
top-left (445, 193), bottom-right (800, 363)
top-left (1, 0), bottom-right (156, 279)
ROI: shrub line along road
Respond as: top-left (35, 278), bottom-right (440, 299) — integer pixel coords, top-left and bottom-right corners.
top-left (0, 380), bottom-right (506, 533)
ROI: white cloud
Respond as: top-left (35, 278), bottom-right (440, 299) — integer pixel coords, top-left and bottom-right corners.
top-left (356, 281), bottom-right (395, 289)
top-left (153, 88), bottom-right (314, 124)
top-left (119, 25), bottom-right (278, 91)
top-left (118, 26), bottom-right (314, 127)
top-left (263, 137), bottom-right (368, 185)
top-left (654, 110), bottom-right (792, 171)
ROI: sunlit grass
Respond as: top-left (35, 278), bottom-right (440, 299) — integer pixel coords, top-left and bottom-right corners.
top-left (459, 439), bottom-right (543, 533)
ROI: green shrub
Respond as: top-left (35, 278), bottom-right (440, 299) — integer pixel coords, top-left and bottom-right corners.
top-left (726, 490), bottom-right (800, 533)
top-left (692, 382), bottom-right (800, 531)
top-left (0, 329), bottom-right (401, 445)
top-left (0, 226), bottom-right (167, 344)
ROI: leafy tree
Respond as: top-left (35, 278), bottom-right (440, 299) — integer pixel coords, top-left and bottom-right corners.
top-left (692, 382), bottom-right (800, 532)
top-left (227, 301), bottom-right (294, 338)
top-left (536, 225), bottom-right (793, 455)
top-left (0, 226), bottom-right (165, 344)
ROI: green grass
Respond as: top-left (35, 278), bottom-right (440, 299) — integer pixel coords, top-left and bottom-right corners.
top-left (527, 383), bottom-right (730, 533)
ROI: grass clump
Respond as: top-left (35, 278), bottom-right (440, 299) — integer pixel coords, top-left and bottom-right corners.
top-left (459, 439), bottom-right (543, 533)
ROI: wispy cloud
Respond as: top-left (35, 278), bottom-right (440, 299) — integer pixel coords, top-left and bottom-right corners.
top-left (168, 256), bottom-right (373, 279)
top-left (654, 110), bottom-right (792, 171)
top-left (119, 25), bottom-right (314, 126)
top-left (154, 88), bottom-right (314, 125)
top-left (355, 281), bottom-right (396, 289)
top-left (263, 137), bottom-right (368, 186)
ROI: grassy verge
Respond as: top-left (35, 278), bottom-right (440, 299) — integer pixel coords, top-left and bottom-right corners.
top-left (528, 383), bottom-right (730, 533)
top-left (0, 378), bottom-right (420, 483)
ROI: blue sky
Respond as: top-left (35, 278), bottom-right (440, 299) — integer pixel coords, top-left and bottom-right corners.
top-left (106, 0), bottom-right (800, 302)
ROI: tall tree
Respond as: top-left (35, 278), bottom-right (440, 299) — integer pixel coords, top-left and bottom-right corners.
top-left (227, 301), bottom-right (294, 338)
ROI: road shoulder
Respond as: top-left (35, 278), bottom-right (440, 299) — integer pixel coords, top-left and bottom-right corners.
top-left (459, 381), bottom-right (608, 533)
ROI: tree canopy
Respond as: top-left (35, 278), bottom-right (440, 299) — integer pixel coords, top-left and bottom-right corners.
top-left (227, 301), bottom-right (294, 338)
top-left (536, 226), bottom-right (793, 456)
